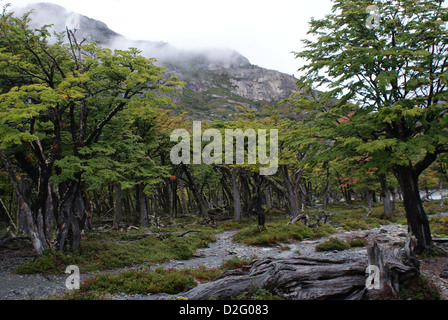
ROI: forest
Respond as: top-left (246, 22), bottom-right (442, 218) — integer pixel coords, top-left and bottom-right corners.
top-left (1, 0), bottom-right (448, 301)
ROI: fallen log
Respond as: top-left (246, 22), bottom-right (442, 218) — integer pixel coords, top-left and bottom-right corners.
top-left (0, 236), bottom-right (31, 248)
top-left (175, 230), bottom-right (202, 237)
top-left (168, 241), bottom-right (419, 300)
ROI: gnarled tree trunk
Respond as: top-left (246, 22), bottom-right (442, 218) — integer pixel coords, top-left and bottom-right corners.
top-left (168, 241), bottom-right (419, 300)
top-left (393, 165), bottom-right (432, 253)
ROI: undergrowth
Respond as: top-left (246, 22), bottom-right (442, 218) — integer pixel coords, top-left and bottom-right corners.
top-left (15, 229), bottom-right (216, 274)
top-left (233, 220), bottom-right (337, 246)
top-left (57, 257), bottom-right (255, 300)
top-left (399, 275), bottom-right (443, 300)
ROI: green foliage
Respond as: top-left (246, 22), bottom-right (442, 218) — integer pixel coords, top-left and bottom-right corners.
top-left (58, 257), bottom-right (250, 299)
top-left (15, 250), bottom-right (75, 274)
top-left (83, 267), bottom-right (196, 295)
top-left (290, 0), bottom-right (448, 251)
top-left (340, 217), bottom-right (386, 231)
top-left (219, 257), bottom-right (254, 271)
top-left (315, 237), bottom-right (351, 252)
top-left (399, 275), bottom-right (442, 300)
top-left (234, 287), bottom-right (284, 300)
top-left (233, 220), bottom-right (337, 246)
top-left (430, 216), bottom-right (448, 238)
top-left (15, 229), bottom-right (216, 274)
top-left (349, 238), bottom-right (367, 247)
top-left (0, 6), bottom-right (184, 253)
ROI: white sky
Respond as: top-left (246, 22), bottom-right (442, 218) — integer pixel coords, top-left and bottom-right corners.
top-left (6, 0), bottom-right (334, 76)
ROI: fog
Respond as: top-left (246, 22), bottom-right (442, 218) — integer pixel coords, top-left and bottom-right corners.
top-left (10, 2), bottom-right (252, 70)
top-left (8, 0), bottom-right (335, 76)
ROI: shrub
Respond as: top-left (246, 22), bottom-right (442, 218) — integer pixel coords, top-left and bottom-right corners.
top-left (429, 216), bottom-right (448, 238)
top-left (234, 287), bottom-right (283, 300)
top-left (15, 229), bottom-right (216, 274)
top-left (233, 220), bottom-right (337, 246)
top-left (399, 275), bottom-right (442, 300)
top-left (219, 257), bottom-right (253, 271)
top-left (315, 238), bottom-right (351, 252)
top-left (80, 267), bottom-right (196, 295)
top-left (349, 238), bottom-right (367, 247)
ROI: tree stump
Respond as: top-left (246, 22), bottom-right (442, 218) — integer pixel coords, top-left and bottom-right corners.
top-left (365, 239), bottom-right (420, 298)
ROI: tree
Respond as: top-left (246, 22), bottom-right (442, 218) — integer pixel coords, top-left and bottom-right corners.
top-left (293, 0), bottom-right (448, 252)
top-left (0, 7), bottom-right (181, 253)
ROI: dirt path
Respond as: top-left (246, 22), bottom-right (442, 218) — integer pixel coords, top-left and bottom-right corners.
top-left (1, 223), bottom-right (447, 300)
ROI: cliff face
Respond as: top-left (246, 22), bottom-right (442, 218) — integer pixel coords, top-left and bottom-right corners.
top-left (226, 67), bottom-right (298, 101)
top-left (14, 2), bottom-right (301, 120)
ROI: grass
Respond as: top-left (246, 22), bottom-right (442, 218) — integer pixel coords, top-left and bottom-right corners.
top-left (15, 200), bottom-right (446, 274)
top-left (325, 203), bottom-right (393, 230)
top-left (232, 201), bottom-right (400, 246)
top-left (233, 219), bottom-right (337, 246)
top-left (398, 275), bottom-right (443, 300)
top-left (15, 228), bottom-right (216, 274)
top-left (219, 256), bottom-right (254, 271)
top-left (57, 257), bottom-right (254, 300)
top-left (315, 237), bottom-right (351, 252)
top-left (234, 287), bottom-right (284, 300)
top-left (429, 215), bottom-right (448, 238)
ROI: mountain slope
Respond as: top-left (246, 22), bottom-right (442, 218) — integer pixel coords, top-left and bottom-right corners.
top-left (14, 2), bottom-right (301, 120)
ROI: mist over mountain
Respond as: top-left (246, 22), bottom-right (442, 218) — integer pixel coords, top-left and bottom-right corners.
top-left (13, 2), bottom-right (302, 120)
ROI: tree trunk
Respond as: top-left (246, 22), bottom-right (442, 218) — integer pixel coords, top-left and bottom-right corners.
top-left (379, 174), bottom-right (393, 218)
top-left (231, 167), bottom-right (242, 221)
top-left (0, 149), bottom-right (45, 255)
top-left (439, 179), bottom-right (444, 208)
top-left (182, 165), bottom-right (208, 218)
top-left (365, 188), bottom-right (373, 215)
top-left (179, 178), bottom-right (188, 215)
top-left (56, 182), bottom-right (77, 252)
top-left (281, 165), bottom-right (300, 217)
top-left (265, 187), bottom-right (272, 210)
top-left (170, 241), bottom-right (418, 300)
top-left (393, 165), bottom-right (432, 253)
top-left (254, 173), bottom-right (265, 229)
top-left (322, 166), bottom-right (330, 209)
top-left (114, 182), bottom-right (122, 228)
top-left (139, 184), bottom-right (149, 227)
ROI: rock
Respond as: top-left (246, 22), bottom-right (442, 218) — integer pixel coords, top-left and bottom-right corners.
top-left (440, 270), bottom-right (448, 279)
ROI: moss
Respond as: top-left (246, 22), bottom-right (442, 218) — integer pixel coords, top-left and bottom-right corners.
top-left (429, 215), bottom-right (448, 238)
top-left (315, 238), bottom-right (351, 252)
top-left (219, 257), bottom-right (253, 271)
top-left (15, 229), bottom-right (217, 274)
top-left (72, 266), bottom-right (197, 296)
top-left (15, 250), bottom-right (78, 274)
top-left (349, 238), bottom-right (367, 247)
top-left (57, 257), bottom-right (249, 299)
top-left (399, 275), bottom-right (442, 300)
top-left (417, 243), bottom-right (448, 260)
top-left (234, 287), bottom-right (284, 300)
top-left (233, 220), bottom-right (337, 246)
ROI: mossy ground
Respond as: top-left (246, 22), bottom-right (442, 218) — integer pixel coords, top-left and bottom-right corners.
top-left (8, 200), bottom-right (448, 300)
top-left (13, 200), bottom-right (448, 275)
top-left (56, 257), bottom-right (255, 300)
top-left (15, 227), bottom-right (216, 274)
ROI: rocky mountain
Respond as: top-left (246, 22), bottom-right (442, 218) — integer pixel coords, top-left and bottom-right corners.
top-left (13, 2), bottom-right (302, 120)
